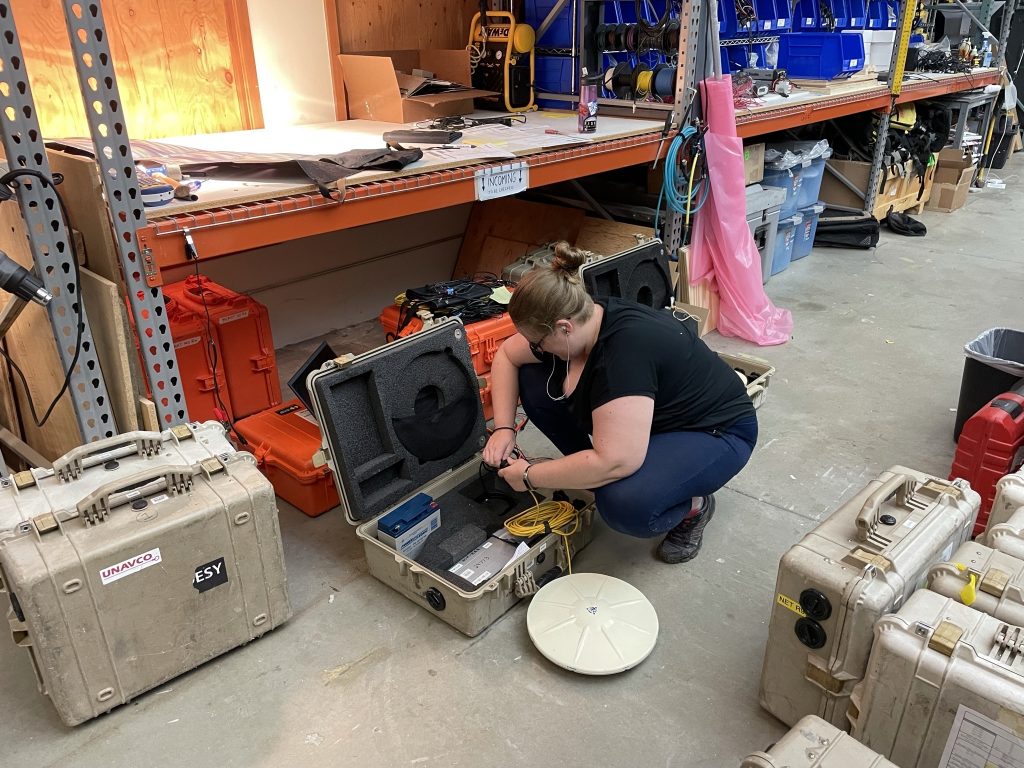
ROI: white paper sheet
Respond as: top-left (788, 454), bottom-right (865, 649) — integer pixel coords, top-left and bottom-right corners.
top-left (938, 705), bottom-right (1024, 768)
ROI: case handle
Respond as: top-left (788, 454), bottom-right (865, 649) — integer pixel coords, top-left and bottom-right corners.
top-left (75, 462), bottom-right (205, 525)
top-left (52, 430), bottom-right (170, 481)
top-left (856, 472), bottom-right (913, 542)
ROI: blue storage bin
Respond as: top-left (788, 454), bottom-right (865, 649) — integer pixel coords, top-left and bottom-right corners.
top-left (771, 213), bottom-right (802, 275)
top-left (719, 0), bottom-right (758, 38)
top-left (792, 0), bottom-right (823, 30)
top-left (755, 0), bottom-right (793, 30)
top-left (778, 32), bottom-right (865, 79)
top-left (796, 150), bottom-right (831, 208)
top-left (721, 44), bottom-right (769, 72)
top-left (535, 55), bottom-right (576, 94)
top-left (867, 0), bottom-right (899, 28)
top-left (762, 166), bottom-right (803, 217)
top-left (847, 0), bottom-right (868, 28)
top-left (792, 204), bottom-right (824, 260)
top-left (525, 0), bottom-right (574, 48)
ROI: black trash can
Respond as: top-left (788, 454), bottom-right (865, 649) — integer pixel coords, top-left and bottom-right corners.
top-left (954, 328), bottom-right (1024, 441)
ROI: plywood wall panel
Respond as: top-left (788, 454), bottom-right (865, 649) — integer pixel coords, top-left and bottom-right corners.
top-left (13, 0), bottom-right (261, 140)
top-left (333, 0), bottom-right (481, 52)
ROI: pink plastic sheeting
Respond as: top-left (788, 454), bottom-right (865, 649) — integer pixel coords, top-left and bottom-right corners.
top-left (690, 76), bottom-right (793, 346)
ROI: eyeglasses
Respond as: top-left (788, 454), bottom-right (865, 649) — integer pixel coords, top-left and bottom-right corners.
top-left (527, 331), bottom-right (549, 357)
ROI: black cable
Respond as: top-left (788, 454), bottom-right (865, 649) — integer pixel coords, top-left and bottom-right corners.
top-left (636, 0), bottom-right (676, 34)
top-left (189, 263), bottom-right (239, 442)
top-left (0, 169), bottom-right (84, 429)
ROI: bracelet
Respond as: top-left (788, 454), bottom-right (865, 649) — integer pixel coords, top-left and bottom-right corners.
top-left (522, 463), bottom-right (536, 492)
top-left (492, 425), bottom-right (517, 434)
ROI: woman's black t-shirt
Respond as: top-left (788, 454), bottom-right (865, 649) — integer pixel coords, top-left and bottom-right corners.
top-left (537, 297), bottom-right (755, 435)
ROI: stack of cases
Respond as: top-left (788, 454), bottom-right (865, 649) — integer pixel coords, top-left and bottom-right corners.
top-left (741, 714), bottom-right (898, 767)
top-left (0, 423), bottom-right (290, 725)
top-left (164, 275), bottom-right (282, 420)
top-left (849, 589), bottom-right (1024, 766)
top-left (950, 381), bottom-right (1024, 536)
top-left (378, 303), bottom-right (518, 422)
top-left (308, 320), bottom-right (596, 636)
top-left (759, 466), bottom-right (980, 729)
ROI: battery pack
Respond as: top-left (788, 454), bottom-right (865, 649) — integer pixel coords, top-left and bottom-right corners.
top-left (377, 493), bottom-right (441, 558)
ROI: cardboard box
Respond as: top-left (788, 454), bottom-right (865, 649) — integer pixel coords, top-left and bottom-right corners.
top-left (744, 143), bottom-right (766, 185)
top-left (337, 50), bottom-right (497, 124)
top-left (926, 148), bottom-right (976, 213)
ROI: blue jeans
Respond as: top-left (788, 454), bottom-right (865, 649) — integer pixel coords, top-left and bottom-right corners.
top-left (518, 363), bottom-right (758, 539)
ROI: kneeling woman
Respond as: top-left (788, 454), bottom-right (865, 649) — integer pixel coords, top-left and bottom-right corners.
top-left (485, 243), bottom-right (758, 564)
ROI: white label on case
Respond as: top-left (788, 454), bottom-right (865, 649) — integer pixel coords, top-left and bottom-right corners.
top-left (100, 547), bottom-right (162, 585)
top-left (150, 494), bottom-right (169, 505)
top-left (938, 704), bottom-right (1024, 768)
top-left (218, 310), bottom-right (250, 325)
top-left (472, 571), bottom-right (492, 586)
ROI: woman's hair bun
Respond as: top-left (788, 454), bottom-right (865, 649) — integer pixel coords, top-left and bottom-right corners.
top-left (551, 241), bottom-right (587, 275)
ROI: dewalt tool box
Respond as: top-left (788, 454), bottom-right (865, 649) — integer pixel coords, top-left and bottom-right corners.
top-left (850, 590), bottom-right (1024, 767)
top-left (307, 319), bottom-right (595, 636)
top-left (741, 714), bottom-right (898, 767)
top-left (927, 540), bottom-right (1024, 626)
top-left (759, 467), bottom-right (980, 730)
top-left (0, 453), bottom-right (290, 726)
top-left (0, 422), bottom-right (235, 534)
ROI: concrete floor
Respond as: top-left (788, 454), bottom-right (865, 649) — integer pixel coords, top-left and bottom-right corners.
top-left (4, 170), bottom-right (1024, 767)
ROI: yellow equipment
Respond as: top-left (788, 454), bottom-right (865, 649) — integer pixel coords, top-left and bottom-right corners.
top-left (468, 10), bottom-right (537, 112)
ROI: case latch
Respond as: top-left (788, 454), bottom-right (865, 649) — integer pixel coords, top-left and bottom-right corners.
top-left (312, 450), bottom-right (328, 469)
top-left (12, 471), bottom-right (35, 490)
top-left (169, 424), bottom-right (193, 442)
top-left (928, 620), bottom-right (964, 657)
top-left (980, 568), bottom-right (1011, 598)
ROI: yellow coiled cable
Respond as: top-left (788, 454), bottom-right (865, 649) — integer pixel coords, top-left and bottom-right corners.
top-left (504, 492), bottom-right (580, 574)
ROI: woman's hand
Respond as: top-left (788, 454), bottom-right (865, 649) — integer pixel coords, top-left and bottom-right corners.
top-left (498, 457), bottom-right (532, 492)
top-left (483, 429), bottom-right (518, 468)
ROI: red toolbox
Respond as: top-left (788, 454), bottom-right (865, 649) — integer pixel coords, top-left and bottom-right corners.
top-left (378, 304), bottom-right (517, 376)
top-left (130, 295), bottom-right (233, 423)
top-left (950, 381), bottom-right (1024, 536)
top-left (166, 276), bottom-right (281, 419)
top-left (234, 399), bottom-right (339, 517)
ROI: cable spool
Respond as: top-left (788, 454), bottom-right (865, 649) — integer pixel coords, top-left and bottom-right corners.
top-left (614, 23), bottom-right (629, 50)
top-left (594, 23), bottom-right (609, 51)
top-left (633, 65), bottom-right (654, 99)
top-left (650, 63), bottom-right (677, 99)
top-left (603, 62), bottom-right (633, 99)
top-left (624, 24), bottom-right (639, 53)
top-left (662, 20), bottom-right (680, 53)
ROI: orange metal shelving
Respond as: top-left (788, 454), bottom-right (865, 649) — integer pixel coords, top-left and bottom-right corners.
top-left (137, 71), bottom-right (1000, 281)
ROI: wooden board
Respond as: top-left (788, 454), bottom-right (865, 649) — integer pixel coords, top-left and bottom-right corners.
top-left (331, 0), bottom-right (480, 53)
top-left (47, 150), bottom-right (121, 284)
top-left (0, 202), bottom-right (80, 460)
top-left (14, 0), bottom-right (261, 139)
top-left (452, 199), bottom-right (586, 278)
top-left (80, 268), bottom-right (140, 434)
top-left (574, 218), bottom-right (654, 256)
top-left (791, 68), bottom-right (880, 93)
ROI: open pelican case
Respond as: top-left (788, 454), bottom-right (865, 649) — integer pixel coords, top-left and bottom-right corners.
top-left (307, 321), bottom-right (595, 637)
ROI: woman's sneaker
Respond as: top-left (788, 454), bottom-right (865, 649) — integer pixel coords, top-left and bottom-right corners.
top-left (657, 495), bottom-right (716, 564)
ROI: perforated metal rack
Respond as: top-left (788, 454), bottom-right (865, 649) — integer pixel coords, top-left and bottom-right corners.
top-left (0, 1), bottom-right (116, 442)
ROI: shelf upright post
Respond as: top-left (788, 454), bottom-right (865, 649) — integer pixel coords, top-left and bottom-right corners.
top-left (58, 0), bottom-right (189, 427)
top-left (662, 0), bottom-right (704, 257)
top-left (997, 0), bottom-right (1017, 65)
top-left (0, 1), bottom-right (117, 442)
top-left (863, 0), bottom-right (919, 215)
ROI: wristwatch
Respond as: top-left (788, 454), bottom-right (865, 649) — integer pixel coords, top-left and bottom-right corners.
top-left (522, 462), bottom-right (536, 492)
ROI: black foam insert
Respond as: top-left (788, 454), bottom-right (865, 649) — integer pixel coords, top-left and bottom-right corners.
top-left (310, 323), bottom-right (487, 521)
top-left (580, 240), bottom-right (673, 310)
